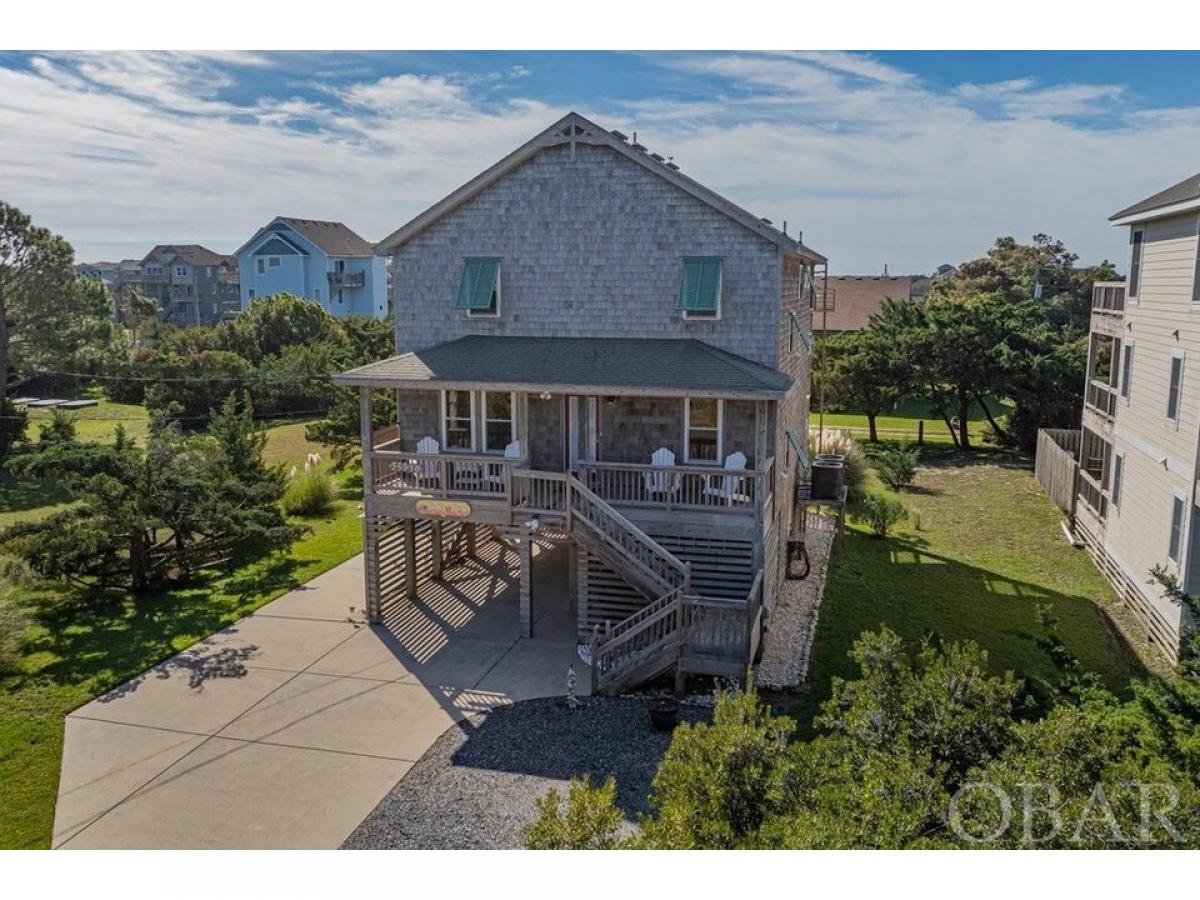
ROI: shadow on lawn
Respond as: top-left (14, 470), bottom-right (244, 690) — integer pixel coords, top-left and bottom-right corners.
top-left (9, 549), bottom-right (307, 698)
top-left (0, 471), bottom-right (73, 515)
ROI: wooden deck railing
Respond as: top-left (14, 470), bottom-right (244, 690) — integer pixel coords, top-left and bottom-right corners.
top-left (1092, 281), bottom-right (1126, 313)
top-left (370, 450), bottom-right (525, 499)
top-left (1085, 380), bottom-right (1117, 418)
top-left (578, 457), bottom-right (773, 516)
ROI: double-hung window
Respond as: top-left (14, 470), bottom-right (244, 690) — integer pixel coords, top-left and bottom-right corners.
top-left (1193, 217), bottom-right (1200, 305)
top-left (482, 391), bottom-right (515, 454)
top-left (1110, 453), bottom-right (1124, 509)
top-left (1128, 228), bottom-right (1144, 300)
top-left (678, 257), bottom-right (722, 319)
top-left (1169, 495), bottom-right (1185, 563)
top-left (256, 258), bottom-right (266, 275)
top-left (456, 257), bottom-right (501, 316)
top-left (442, 390), bottom-right (475, 451)
top-left (1167, 352), bottom-right (1184, 427)
top-left (685, 398), bottom-right (723, 463)
top-left (1120, 342), bottom-right (1134, 401)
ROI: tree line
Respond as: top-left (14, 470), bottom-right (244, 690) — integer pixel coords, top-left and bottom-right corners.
top-left (817, 235), bottom-right (1116, 450)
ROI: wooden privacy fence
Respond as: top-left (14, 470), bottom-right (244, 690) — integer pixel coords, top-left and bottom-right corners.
top-left (1035, 428), bottom-right (1081, 516)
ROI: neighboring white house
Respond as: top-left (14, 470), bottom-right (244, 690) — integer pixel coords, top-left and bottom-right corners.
top-left (1059, 171), bottom-right (1200, 660)
top-left (235, 217), bottom-right (387, 318)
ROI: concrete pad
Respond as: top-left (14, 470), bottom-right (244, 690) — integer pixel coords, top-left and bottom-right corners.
top-left (475, 637), bottom-right (591, 702)
top-left (310, 624), bottom-right (514, 686)
top-left (218, 673), bottom-right (465, 760)
top-left (74, 663), bottom-right (295, 735)
top-left (256, 565), bottom-right (368, 623)
top-left (52, 719), bottom-right (207, 847)
top-left (60, 738), bottom-right (411, 849)
top-left (177, 613), bottom-right (361, 673)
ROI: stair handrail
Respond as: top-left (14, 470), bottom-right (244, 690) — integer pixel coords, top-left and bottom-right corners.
top-left (566, 474), bottom-right (690, 593)
top-left (590, 586), bottom-right (685, 693)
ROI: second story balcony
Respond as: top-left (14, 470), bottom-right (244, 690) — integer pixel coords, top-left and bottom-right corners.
top-left (328, 270), bottom-right (366, 289)
top-left (1091, 281), bottom-right (1125, 314)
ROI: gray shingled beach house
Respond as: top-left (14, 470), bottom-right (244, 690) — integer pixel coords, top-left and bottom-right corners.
top-left (335, 112), bottom-right (825, 693)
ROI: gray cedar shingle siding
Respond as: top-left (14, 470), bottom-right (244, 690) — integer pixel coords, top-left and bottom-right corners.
top-left (391, 143), bottom-right (782, 368)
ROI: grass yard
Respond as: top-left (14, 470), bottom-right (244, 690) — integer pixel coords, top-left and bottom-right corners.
top-left (810, 396), bottom-right (1012, 446)
top-left (787, 448), bottom-right (1152, 733)
top-left (0, 418), bottom-right (363, 849)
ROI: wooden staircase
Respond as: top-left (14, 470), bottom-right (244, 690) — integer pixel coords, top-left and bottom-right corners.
top-left (556, 476), bottom-right (688, 693)
top-left (510, 470), bottom-right (757, 694)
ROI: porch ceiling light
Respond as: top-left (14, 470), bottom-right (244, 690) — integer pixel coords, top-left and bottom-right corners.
top-left (538, 391), bottom-right (552, 400)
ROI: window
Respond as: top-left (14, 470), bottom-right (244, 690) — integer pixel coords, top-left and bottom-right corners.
top-left (256, 258), bottom-right (266, 275)
top-left (314, 288), bottom-right (321, 302)
top-left (455, 257), bottom-right (501, 315)
top-left (442, 390), bottom-right (475, 450)
top-left (268, 256), bottom-right (280, 268)
top-left (1169, 495), bottom-right (1185, 563)
top-left (482, 391), bottom-right (515, 453)
top-left (1194, 217), bottom-right (1200, 304)
top-left (206, 266), bottom-right (213, 277)
top-left (1167, 353), bottom-right (1184, 425)
top-left (335, 259), bottom-right (346, 273)
top-left (685, 398), bottom-right (722, 463)
top-left (175, 266), bottom-right (186, 277)
top-left (248, 289), bottom-right (255, 299)
top-left (1111, 453), bottom-right (1123, 509)
top-left (1120, 343), bottom-right (1134, 400)
top-left (677, 257), bottom-right (722, 318)
top-left (1128, 229), bottom-right (1144, 299)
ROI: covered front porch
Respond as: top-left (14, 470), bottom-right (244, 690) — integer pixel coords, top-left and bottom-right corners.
top-left (337, 335), bottom-right (786, 534)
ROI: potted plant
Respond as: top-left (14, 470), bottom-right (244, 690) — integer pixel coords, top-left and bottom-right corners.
top-left (648, 696), bottom-right (680, 731)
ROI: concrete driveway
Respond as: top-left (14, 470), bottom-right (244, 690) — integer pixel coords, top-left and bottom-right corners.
top-left (53, 538), bottom-right (583, 849)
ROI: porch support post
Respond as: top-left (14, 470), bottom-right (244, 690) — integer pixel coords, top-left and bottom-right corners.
top-left (431, 521), bottom-right (444, 580)
top-left (359, 387), bottom-right (377, 621)
top-left (403, 518), bottom-right (418, 601)
top-left (519, 533), bottom-right (534, 638)
top-left (518, 392), bottom-right (530, 457)
top-left (753, 400), bottom-right (769, 549)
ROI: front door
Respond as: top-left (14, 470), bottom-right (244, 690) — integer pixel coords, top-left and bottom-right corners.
top-left (566, 395), bottom-right (598, 471)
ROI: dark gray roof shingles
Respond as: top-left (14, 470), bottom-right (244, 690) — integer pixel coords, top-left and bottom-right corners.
top-left (1110, 172), bottom-right (1200, 221)
top-left (277, 217), bottom-right (374, 256)
top-left (334, 336), bottom-right (791, 396)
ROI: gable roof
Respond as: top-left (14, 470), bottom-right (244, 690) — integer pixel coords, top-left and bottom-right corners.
top-left (234, 217), bottom-right (375, 259)
top-left (275, 217), bottom-right (374, 256)
top-left (1110, 171), bottom-right (1200, 224)
top-left (140, 244), bottom-right (228, 267)
top-left (821, 276), bottom-right (915, 332)
top-left (374, 112), bottom-right (825, 264)
top-left (332, 335), bottom-right (792, 399)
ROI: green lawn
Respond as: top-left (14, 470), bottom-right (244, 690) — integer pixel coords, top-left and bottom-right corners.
top-left (810, 396), bottom-right (1012, 445)
top-left (786, 448), bottom-right (1151, 733)
top-left (0, 419), bottom-right (363, 849)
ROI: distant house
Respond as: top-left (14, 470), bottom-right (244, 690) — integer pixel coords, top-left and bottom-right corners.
top-left (75, 261), bottom-right (121, 287)
top-left (130, 245), bottom-right (240, 326)
top-left (235, 217), bottom-right (387, 318)
top-left (815, 275), bottom-right (915, 332)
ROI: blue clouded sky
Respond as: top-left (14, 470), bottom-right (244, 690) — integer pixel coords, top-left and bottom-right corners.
top-left (2, 50), bottom-right (1198, 272)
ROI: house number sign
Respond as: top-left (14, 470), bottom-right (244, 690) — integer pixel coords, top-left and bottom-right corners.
top-left (415, 499), bottom-right (473, 519)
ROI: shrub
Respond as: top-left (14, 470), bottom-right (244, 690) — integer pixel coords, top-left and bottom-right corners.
top-left (873, 445), bottom-right (919, 492)
top-left (524, 776), bottom-right (624, 849)
top-left (0, 399), bottom-right (28, 464)
top-left (0, 585), bottom-right (31, 674)
top-left (857, 492), bottom-right (907, 538)
top-left (808, 428), bottom-right (866, 502)
top-left (281, 468), bottom-right (337, 517)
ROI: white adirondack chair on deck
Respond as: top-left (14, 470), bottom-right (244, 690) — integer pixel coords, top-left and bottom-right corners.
top-left (487, 440), bottom-right (523, 489)
top-left (703, 451), bottom-right (750, 506)
top-left (643, 447), bottom-right (682, 497)
top-left (415, 436), bottom-right (440, 487)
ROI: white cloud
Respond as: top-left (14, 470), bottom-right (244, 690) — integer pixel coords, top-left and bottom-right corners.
top-left (0, 50), bottom-right (1196, 275)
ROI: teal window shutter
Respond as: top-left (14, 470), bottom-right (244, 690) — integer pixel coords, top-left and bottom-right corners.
top-left (456, 257), bottom-right (501, 310)
top-left (677, 257), bottom-right (721, 312)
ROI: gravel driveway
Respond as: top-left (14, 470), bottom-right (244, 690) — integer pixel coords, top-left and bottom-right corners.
top-left (343, 696), bottom-right (709, 849)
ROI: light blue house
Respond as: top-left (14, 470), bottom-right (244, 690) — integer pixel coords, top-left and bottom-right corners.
top-left (235, 217), bottom-right (387, 318)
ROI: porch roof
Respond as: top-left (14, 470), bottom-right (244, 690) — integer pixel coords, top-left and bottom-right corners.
top-left (333, 335), bottom-right (792, 399)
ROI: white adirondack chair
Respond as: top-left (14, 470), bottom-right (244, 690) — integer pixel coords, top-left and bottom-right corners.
top-left (703, 451), bottom-right (750, 505)
top-left (487, 440), bottom-right (523, 487)
top-left (415, 436), bottom-right (440, 485)
top-left (643, 447), bottom-right (682, 496)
